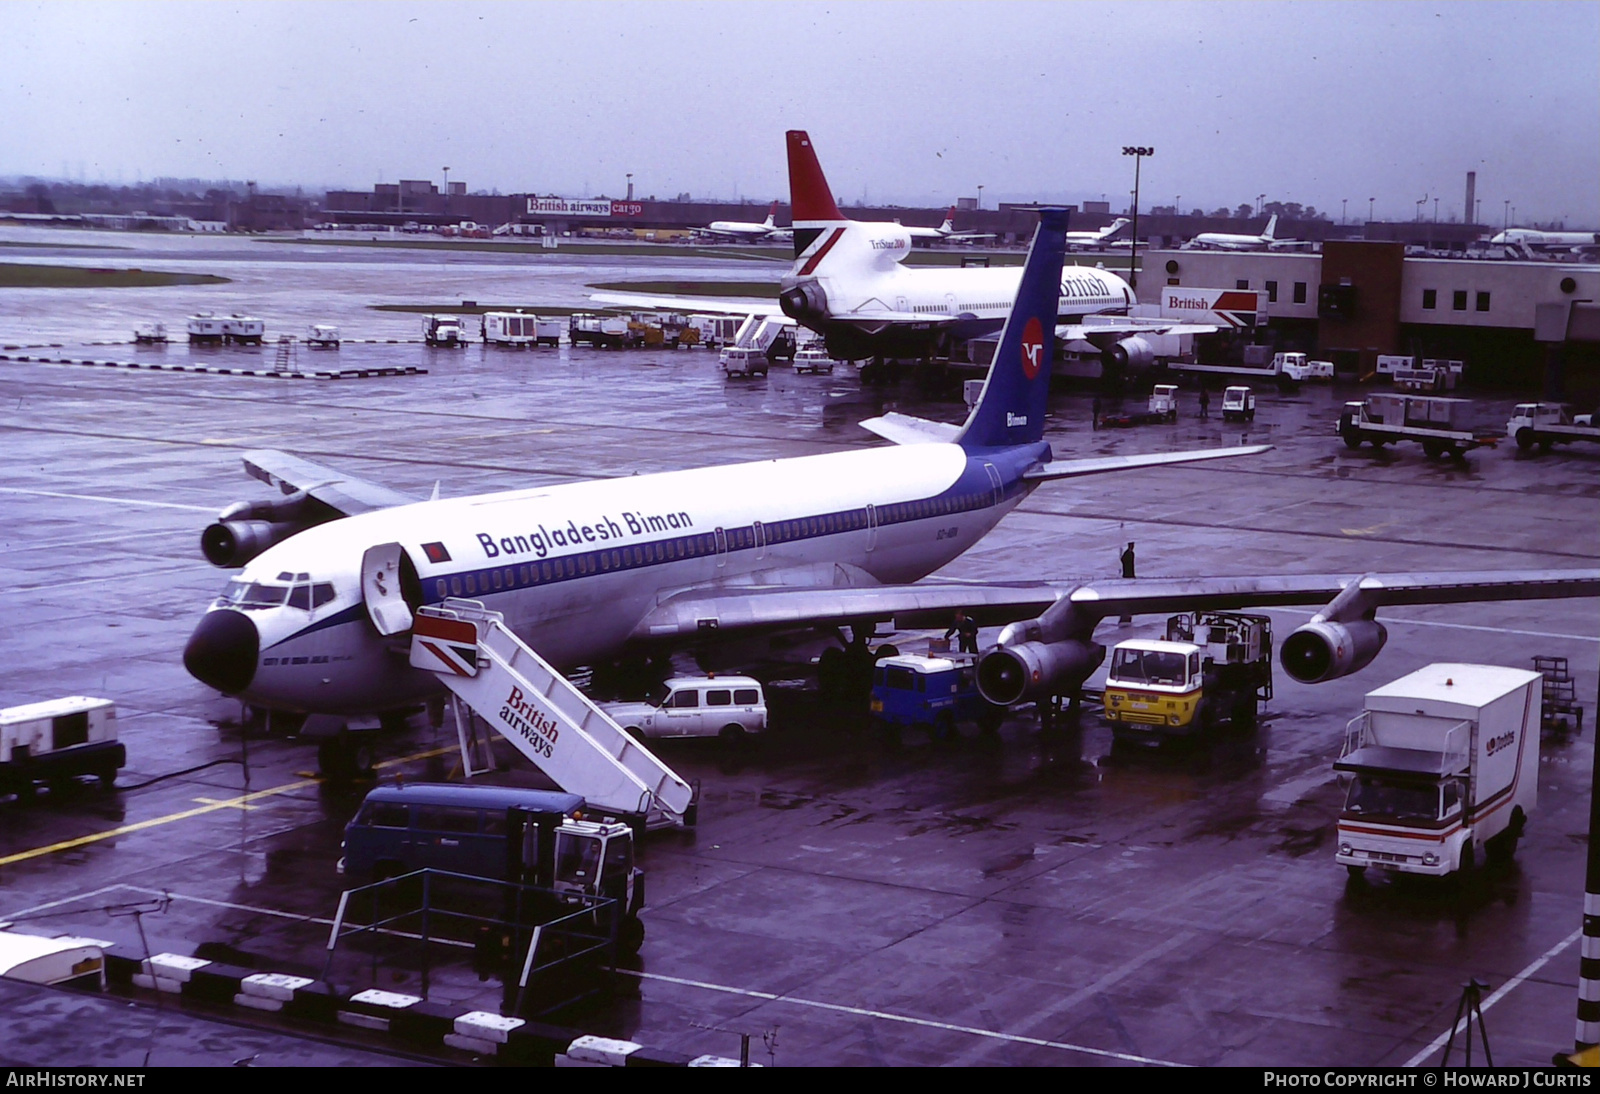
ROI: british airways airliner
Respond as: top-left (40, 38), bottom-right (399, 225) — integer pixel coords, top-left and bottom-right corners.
top-left (183, 209), bottom-right (1597, 723)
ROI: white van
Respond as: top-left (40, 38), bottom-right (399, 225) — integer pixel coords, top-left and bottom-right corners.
top-left (602, 677), bottom-right (766, 743)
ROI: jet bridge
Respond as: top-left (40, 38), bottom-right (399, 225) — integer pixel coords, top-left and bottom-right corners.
top-left (408, 600), bottom-right (695, 828)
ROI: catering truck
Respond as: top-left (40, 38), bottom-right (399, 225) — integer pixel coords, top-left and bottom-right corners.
top-left (1334, 663), bottom-right (1541, 880)
top-left (1337, 394), bottom-right (1498, 459)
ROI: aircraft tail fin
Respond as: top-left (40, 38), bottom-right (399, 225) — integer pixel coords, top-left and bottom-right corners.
top-left (941, 205), bottom-right (957, 232)
top-left (956, 208), bottom-right (1069, 451)
top-left (763, 201), bottom-right (778, 229)
top-left (1262, 214), bottom-right (1278, 240)
top-left (787, 130), bottom-right (846, 261)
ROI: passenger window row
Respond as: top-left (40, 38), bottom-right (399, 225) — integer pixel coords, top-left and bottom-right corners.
top-left (430, 488), bottom-right (994, 602)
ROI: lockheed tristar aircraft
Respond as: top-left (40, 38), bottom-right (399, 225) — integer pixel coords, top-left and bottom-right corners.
top-left (698, 201), bottom-right (793, 244)
top-left (184, 209), bottom-right (1598, 738)
top-left (598, 131), bottom-right (1214, 372)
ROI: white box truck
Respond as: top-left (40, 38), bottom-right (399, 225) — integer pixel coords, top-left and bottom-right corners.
top-left (1334, 663), bottom-right (1541, 880)
top-left (1, 696), bottom-right (123, 799)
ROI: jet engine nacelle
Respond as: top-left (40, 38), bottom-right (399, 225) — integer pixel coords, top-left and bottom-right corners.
top-left (1279, 619), bottom-right (1388, 684)
top-left (779, 280), bottom-right (829, 324)
top-left (977, 639), bottom-right (1105, 706)
top-left (202, 490), bottom-right (332, 567)
top-left (1103, 335), bottom-right (1156, 374)
top-left (201, 519), bottom-right (305, 568)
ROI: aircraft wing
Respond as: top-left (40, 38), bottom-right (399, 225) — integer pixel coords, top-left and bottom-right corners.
top-left (589, 291), bottom-right (785, 318)
top-left (630, 569), bottom-right (1599, 643)
top-left (242, 449), bottom-right (418, 516)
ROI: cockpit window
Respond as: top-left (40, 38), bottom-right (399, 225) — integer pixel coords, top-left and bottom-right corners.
top-left (312, 583), bottom-right (336, 608)
top-left (220, 580), bottom-right (290, 609)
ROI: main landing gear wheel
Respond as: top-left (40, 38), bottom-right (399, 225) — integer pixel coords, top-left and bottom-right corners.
top-left (318, 732), bottom-right (376, 782)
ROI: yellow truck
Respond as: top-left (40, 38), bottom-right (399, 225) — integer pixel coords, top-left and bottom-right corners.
top-left (1103, 612), bottom-right (1273, 744)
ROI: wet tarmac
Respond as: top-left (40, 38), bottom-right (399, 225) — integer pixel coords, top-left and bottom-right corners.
top-left (0, 227), bottom-right (1597, 1066)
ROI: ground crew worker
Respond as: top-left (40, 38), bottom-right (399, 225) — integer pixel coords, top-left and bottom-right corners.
top-left (1119, 542), bottom-right (1135, 624)
top-left (1199, 388), bottom-right (1210, 418)
top-left (946, 609), bottom-right (979, 654)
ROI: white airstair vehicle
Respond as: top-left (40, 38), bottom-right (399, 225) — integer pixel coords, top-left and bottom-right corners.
top-left (407, 600), bottom-right (696, 829)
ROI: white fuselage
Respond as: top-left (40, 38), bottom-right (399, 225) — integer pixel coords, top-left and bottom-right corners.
top-left (791, 220), bottom-right (1132, 323)
top-left (208, 443), bottom-right (1032, 715)
top-left (1186, 232), bottom-right (1272, 251)
top-left (1489, 228), bottom-right (1600, 250)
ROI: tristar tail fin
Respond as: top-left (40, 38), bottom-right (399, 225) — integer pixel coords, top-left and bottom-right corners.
top-left (763, 201), bottom-right (778, 229)
top-left (956, 208), bottom-right (1069, 451)
top-left (787, 130), bottom-right (845, 261)
top-left (941, 205), bottom-right (957, 232)
top-left (1262, 214), bottom-right (1278, 241)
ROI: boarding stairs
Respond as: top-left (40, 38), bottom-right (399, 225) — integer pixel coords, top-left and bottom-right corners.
top-left (273, 335), bottom-right (298, 373)
top-left (408, 600), bottom-right (695, 828)
top-left (1533, 654), bottom-right (1584, 734)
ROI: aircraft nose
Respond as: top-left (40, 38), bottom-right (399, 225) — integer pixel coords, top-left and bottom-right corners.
top-left (183, 609), bottom-right (260, 694)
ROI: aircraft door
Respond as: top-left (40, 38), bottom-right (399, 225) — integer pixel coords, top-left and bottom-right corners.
top-left (865, 504), bottom-right (878, 552)
top-left (753, 521), bottom-right (767, 561)
top-left (361, 542), bottom-right (417, 636)
top-left (714, 527), bottom-right (727, 569)
top-left (983, 462), bottom-right (1004, 507)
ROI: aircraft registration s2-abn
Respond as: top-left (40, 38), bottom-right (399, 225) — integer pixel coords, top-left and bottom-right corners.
top-left (184, 209), bottom-right (1598, 736)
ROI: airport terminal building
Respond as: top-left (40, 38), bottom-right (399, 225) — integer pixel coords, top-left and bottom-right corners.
top-left (1144, 241), bottom-right (1600, 399)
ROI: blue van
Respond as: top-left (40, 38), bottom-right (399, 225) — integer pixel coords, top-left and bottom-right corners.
top-left (339, 783), bottom-right (584, 884)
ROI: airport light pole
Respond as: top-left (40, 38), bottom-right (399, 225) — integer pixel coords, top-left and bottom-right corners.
top-left (1122, 146), bottom-right (1152, 290)
top-left (1257, 193), bottom-right (1266, 217)
top-left (977, 184), bottom-right (984, 210)
top-left (442, 167), bottom-right (450, 217)
top-left (1504, 200), bottom-right (1510, 232)
top-left (1369, 197), bottom-right (1375, 222)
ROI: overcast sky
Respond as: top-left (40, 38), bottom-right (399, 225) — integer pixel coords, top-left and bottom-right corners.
top-left (4, 1), bottom-right (1596, 226)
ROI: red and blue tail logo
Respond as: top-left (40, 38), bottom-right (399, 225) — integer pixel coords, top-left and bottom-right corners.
top-left (957, 208), bottom-right (1069, 451)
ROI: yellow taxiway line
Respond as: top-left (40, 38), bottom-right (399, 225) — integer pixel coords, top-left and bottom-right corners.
top-left (0, 746), bottom-right (457, 869)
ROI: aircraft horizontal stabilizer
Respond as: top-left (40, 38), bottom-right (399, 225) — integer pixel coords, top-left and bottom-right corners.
top-left (1022, 444), bottom-right (1270, 482)
top-left (858, 412), bottom-right (962, 446)
top-left (588, 291), bottom-right (784, 318)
